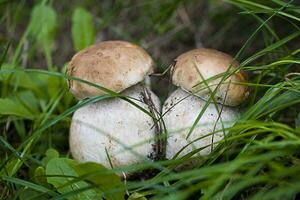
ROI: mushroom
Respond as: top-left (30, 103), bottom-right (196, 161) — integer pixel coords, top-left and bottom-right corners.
top-left (163, 48), bottom-right (248, 159)
top-left (171, 48), bottom-right (248, 106)
top-left (67, 40), bottom-right (154, 99)
top-left (68, 41), bottom-right (163, 169)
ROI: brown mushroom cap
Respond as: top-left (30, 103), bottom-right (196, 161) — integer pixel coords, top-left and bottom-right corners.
top-left (67, 40), bottom-right (155, 99)
top-left (172, 48), bottom-right (248, 106)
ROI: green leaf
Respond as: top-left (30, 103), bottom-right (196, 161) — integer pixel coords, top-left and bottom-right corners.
top-left (42, 148), bottom-right (59, 165)
top-left (17, 91), bottom-right (40, 114)
top-left (28, 3), bottom-right (57, 67)
top-left (0, 98), bottom-right (34, 119)
top-left (71, 7), bottom-right (95, 51)
top-left (29, 3), bottom-right (57, 46)
top-left (74, 162), bottom-right (125, 200)
top-left (128, 192), bottom-right (148, 200)
top-left (34, 149), bottom-right (59, 187)
top-left (0, 64), bottom-right (48, 97)
top-left (34, 166), bottom-right (48, 186)
top-left (46, 158), bottom-right (101, 200)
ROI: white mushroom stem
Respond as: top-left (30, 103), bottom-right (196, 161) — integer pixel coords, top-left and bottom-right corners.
top-left (69, 85), bottom-right (162, 169)
top-left (162, 89), bottom-right (239, 159)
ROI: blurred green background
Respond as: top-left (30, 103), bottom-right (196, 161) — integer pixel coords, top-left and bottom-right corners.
top-left (1, 0), bottom-right (299, 99)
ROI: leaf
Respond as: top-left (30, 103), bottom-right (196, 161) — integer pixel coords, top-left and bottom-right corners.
top-left (128, 192), bottom-right (148, 200)
top-left (42, 148), bottom-right (59, 165)
top-left (0, 98), bottom-right (35, 119)
top-left (29, 3), bottom-right (57, 48)
top-left (28, 3), bottom-right (57, 66)
top-left (47, 75), bottom-right (64, 98)
top-left (0, 64), bottom-right (42, 92)
top-left (34, 166), bottom-right (48, 186)
top-left (74, 162), bottom-right (125, 200)
top-left (46, 158), bottom-right (101, 200)
top-left (35, 149), bottom-right (59, 186)
top-left (71, 7), bottom-right (95, 51)
top-left (17, 91), bottom-right (40, 114)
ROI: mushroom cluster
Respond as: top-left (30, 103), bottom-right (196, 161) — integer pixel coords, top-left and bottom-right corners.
top-left (68, 41), bottom-right (162, 169)
top-left (163, 49), bottom-right (248, 159)
top-left (67, 41), bottom-right (248, 171)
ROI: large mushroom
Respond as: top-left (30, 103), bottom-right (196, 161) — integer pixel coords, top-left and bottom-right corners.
top-left (67, 41), bottom-right (163, 169)
top-left (163, 48), bottom-right (248, 159)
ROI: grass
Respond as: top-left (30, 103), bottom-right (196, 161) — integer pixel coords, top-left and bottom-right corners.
top-left (0, 0), bottom-right (300, 199)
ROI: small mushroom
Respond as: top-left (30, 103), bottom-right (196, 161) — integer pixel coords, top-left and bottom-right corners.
top-left (172, 48), bottom-right (248, 106)
top-left (163, 48), bottom-right (248, 159)
top-left (68, 41), bottom-right (162, 169)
